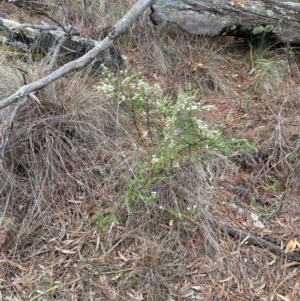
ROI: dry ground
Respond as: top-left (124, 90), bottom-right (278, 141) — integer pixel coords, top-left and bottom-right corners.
top-left (1, 1), bottom-right (300, 300)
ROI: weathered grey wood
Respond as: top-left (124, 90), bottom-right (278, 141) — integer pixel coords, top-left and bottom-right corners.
top-left (0, 0), bottom-right (154, 110)
top-left (151, 0), bottom-right (300, 44)
top-left (0, 17), bottom-right (122, 70)
top-left (7, 0), bottom-right (59, 12)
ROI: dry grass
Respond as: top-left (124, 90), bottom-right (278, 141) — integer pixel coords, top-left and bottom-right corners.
top-left (126, 17), bottom-right (232, 98)
top-left (1, 1), bottom-right (300, 300)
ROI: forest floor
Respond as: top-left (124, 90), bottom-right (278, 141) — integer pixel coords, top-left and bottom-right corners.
top-left (1, 1), bottom-right (300, 300)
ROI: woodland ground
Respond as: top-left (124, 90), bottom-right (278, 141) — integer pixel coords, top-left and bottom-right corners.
top-left (1, 0), bottom-right (300, 300)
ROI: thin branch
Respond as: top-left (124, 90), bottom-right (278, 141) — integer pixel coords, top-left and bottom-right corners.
top-left (10, 96), bottom-right (30, 125)
top-left (0, 0), bottom-right (153, 109)
top-left (46, 35), bottom-right (69, 72)
top-left (224, 223), bottom-right (300, 262)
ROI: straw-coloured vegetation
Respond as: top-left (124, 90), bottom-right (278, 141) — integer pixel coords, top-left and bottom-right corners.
top-left (1, 0), bottom-right (300, 300)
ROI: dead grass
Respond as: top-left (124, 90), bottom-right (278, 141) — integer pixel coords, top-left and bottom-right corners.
top-left (1, 1), bottom-right (300, 300)
top-left (126, 17), bottom-right (233, 98)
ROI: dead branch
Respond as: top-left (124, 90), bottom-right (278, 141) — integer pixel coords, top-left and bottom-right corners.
top-left (0, 0), bottom-right (154, 110)
top-left (224, 223), bottom-right (300, 262)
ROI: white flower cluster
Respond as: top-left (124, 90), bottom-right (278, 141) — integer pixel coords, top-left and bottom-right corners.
top-left (97, 62), bottom-right (225, 178)
top-left (97, 83), bottom-right (115, 95)
top-left (151, 154), bottom-right (159, 163)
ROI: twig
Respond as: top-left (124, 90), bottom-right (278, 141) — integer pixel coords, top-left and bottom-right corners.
top-left (0, 0), bottom-right (154, 109)
top-left (10, 96), bottom-right (30, 127)
top-left (182, 213), bottom-right (300, 262)
top-left (28, 278), bottom-right (81, 301)
top-left (46, 35), bottom-right (69, 72)
top-left (223, 223), bottom-right (300, 262)
top-left (10, 68), bottom-right (42, 126)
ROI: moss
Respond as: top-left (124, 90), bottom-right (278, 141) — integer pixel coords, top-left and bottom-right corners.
top-left (2, 19), bottom-right (20, 30)
top-left (265, 25), bottom-right (275, 33)
top-left (3, 19), bottom-right (36, 39)
top-left (252, 26), bottom-right (266, 35)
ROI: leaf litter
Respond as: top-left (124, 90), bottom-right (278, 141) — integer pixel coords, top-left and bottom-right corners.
top-left (1, 0), bottom-right (300, 300)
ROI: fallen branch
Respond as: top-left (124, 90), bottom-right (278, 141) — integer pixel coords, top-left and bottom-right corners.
top-left (0, 0), bottom-right (153, 109)
top-left (224, 223), bottom-right (300, 262)
top-left (184, 212), bottom-right (300, 261)
top-left (7, 0), bottom-right (59, 12)
top-left (0, 16), bottom-right (116, 66)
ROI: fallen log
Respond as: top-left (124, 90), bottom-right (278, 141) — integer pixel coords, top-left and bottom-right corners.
top-left (0, 0), bottom-right (154, 110)
top-left (0, 16), bottom-right (123, 72)
top-left (151, 0), bottom-right (300, 45)
top-left (7, 0), bottom-right (58, 11)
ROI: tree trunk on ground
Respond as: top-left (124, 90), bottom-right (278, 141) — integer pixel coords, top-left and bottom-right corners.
top-left (0, 17), bottom-right (122, 72)
top-left (6, 0), bottom-right (58, 12)
top-left (151, 0), bottom-right (300, 44)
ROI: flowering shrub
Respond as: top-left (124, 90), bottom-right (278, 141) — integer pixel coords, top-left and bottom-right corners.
top-left (98, 59), bottom-right (256, 212)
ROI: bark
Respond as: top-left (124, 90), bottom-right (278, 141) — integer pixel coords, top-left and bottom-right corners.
top-left (0, 17), bottom-right (122, 71)
top-left (0, 0), bottom-right (154, 110)
top-left (151, 0), bottom-right (300, 44)
top-left (7, 0), bottom-right (58, 11)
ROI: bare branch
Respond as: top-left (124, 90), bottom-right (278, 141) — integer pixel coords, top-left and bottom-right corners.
top-left (0, 0), bottom-right (153, 110)
top-left (46, 36), bottom-right (69, 72)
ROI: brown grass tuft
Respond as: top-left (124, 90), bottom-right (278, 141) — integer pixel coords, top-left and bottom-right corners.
top-left (2, 0), bottom-right (300, 300)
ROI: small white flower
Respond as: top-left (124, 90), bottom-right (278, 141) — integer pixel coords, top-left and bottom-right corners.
top-left (151, 155), bottom-right (159, 163)
top-left (174, 129), bottom-right (180, 135)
